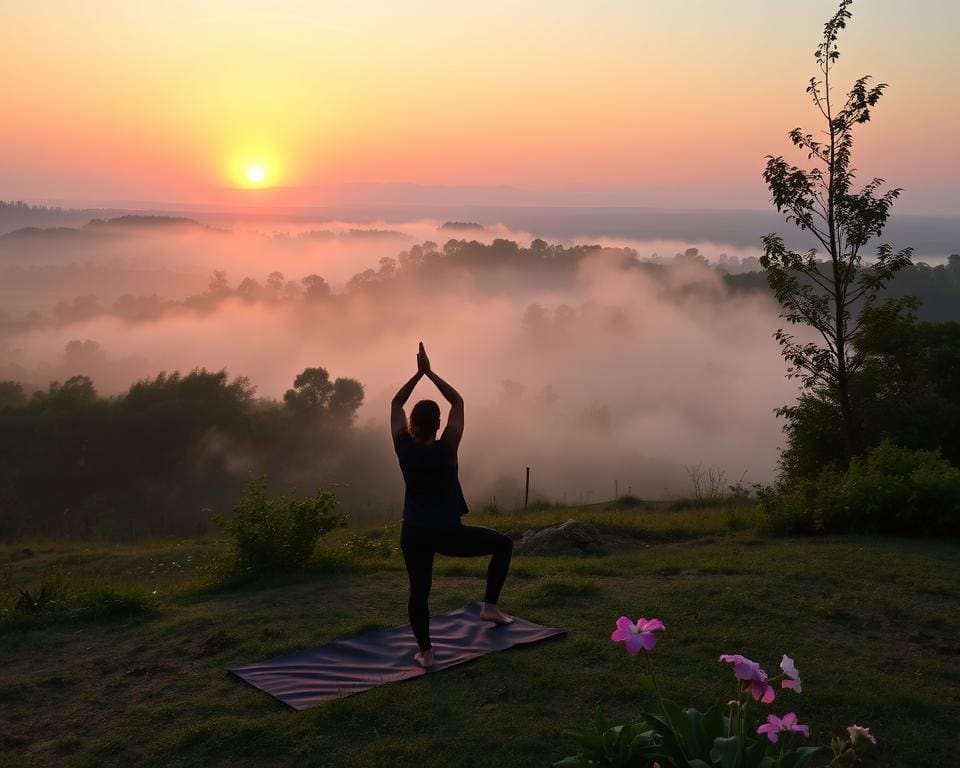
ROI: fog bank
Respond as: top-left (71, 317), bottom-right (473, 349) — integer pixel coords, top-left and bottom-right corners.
top-left (0, 218), bottom-right (800, 515)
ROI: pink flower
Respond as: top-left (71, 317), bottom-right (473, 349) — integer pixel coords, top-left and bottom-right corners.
top-left (718, 654), bottom-right (775, 703)
top-left (780, 654), bottom-right (802, 693)
top-left (611, 616), bottom-right (665, 655)
top-left (718, 653), bottom-right (762, 680)
top-left (756, 713), bottom-right (810, 744)
top-left (847, 725), bottom-right (876, 749)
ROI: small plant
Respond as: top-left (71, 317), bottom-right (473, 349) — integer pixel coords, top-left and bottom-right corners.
top-left (214, 477), bottom-right (346, 577)
top-left (342, 525), bottom-right (396, 559)
top-left (15, 584), bottom-right (54, 613)
top-left (556, 615), bottom-right (876, 768)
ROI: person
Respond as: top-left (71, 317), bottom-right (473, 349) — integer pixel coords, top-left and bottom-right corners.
top-left (391, 342), bottom-right (514, 668)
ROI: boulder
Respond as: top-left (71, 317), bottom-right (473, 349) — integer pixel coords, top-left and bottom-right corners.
top-left (514, 519), bottom-right (607, 557)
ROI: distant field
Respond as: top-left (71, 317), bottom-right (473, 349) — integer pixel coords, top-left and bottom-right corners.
top-left (2, 505), bottom-right (958, 767)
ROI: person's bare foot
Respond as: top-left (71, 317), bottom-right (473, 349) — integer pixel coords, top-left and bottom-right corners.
top-left (414, 649), bottom-right (434, 668)
top-left (480, 603), bottom-right (514, 624)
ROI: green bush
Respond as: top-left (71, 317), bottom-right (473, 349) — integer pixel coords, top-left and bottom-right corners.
top-left (341, 525), bottom-right (396, 559)
top-left (762, 440), bottom-right (960, 535)
top-left (215, 477), bottom-right (346, 576)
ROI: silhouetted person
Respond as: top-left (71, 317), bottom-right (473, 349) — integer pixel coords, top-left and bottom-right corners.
top-left (391, 342), bottom-right (513, 668)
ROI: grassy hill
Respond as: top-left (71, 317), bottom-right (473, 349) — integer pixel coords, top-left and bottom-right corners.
top-left (2, 505), bottom-right (957, 767)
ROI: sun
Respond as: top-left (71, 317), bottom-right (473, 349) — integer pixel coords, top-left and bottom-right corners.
top-left (245, 164), bottom-right (267, 186)
top-left (227, 147), bottom-right (284, 189)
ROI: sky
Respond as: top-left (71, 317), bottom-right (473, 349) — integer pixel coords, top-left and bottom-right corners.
top-left (2, 0), bottom-right (958, 213)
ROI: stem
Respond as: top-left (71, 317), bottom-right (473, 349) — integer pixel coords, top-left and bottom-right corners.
top-left (643, 652), bottom-right (665, 713)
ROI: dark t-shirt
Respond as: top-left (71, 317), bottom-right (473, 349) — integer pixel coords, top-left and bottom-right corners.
top-left (394, 432), bottom-right (469, 529)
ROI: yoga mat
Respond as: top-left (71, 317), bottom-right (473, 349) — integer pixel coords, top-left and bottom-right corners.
top-left (229, 602), bottom-right (566, 709)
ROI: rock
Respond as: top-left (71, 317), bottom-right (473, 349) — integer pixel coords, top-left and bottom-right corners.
top-left (514, 519), bottom-right (608, 557)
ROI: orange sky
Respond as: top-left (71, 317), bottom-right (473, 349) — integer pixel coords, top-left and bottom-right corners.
top-left (2, 1), bottom-right (957, 212)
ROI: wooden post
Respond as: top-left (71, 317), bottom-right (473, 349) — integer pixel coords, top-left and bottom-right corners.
top-left (524, 466), bottom-right (530, 510)
top-left (615, 479), bottom-right (619, 499)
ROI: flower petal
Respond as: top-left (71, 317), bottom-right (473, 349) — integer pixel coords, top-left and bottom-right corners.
top-left (752, 679), bottom-right (776, 704)
top-left (639, 618), bottom-right (665, 632)
top-left (624, 633), bottom-right (643, 656)
top-left (756, 724), bottom-right (779, 744)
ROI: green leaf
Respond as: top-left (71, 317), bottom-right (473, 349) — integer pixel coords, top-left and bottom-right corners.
top-left (602, 724), bottom-right (625, 754)
top-left (661, 699), bottom-right (692, 744)
top-left (552, 757), bottom-right (586, 768)
top-left (742, 739), bottom-right (773, 768)
top-left (595, 707), bottom-right (609, 736)
top-left (561, 728), bottom-right (602, 753)
top-left (641, 712), bottom-right (686, 760)
top-left (710, 736), bottom-right (741, 768)
top-left (780, 746), bottom-right (822, 768)
top-left (636, 674), bottom-right (657, 695)
top-left (685, 705), bottom-right (728, 759)
top-left (684, 707), bottom-right (709, 759)
top-left (629, 735), bottom-right (672, 760)
top-left (703, 705), bottom-right (729, 741)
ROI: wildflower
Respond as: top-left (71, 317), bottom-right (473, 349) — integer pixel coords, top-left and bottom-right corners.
top-left (756, 712), bottom-right (810, 744)
top-left (779, 654), bottom-right (802, 693)
top-left (611, 617), bottom-right (665, 655)
top-left (718, 654), bottom-right (775, 703)
top-left (847, 725), bottom-right (876, 749)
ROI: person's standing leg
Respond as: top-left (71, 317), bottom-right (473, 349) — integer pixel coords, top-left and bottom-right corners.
top-left (400, 523), bottom-right (436, 665)
top-left (435, 525), bottom-right (513, 622)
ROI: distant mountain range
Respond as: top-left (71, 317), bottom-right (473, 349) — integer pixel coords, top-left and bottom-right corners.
top-left (1, 203), bottom-right (956, 260)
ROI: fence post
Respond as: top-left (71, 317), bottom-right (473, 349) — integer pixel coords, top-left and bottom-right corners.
top-left (524, 466), bottom-right (530, 510)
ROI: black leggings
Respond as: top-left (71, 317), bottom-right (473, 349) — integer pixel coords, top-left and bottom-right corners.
top-left (401, 522), bottom-right (513, 652)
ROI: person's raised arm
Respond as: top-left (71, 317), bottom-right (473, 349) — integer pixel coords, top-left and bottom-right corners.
top-left (391, 363), bottom-right (423, 442)
top-left (419, 343), bottom-right (464, 450)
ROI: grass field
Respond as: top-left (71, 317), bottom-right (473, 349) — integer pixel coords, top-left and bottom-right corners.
top-left (2, 505), bottom-right (958, 767)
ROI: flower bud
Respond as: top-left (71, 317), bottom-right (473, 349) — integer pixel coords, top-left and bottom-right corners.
top-left (847, 725), bottom-right (876, 751)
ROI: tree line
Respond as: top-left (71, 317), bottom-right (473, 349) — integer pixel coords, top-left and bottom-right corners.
top-left (3, 239), bottom-right (958, 342)
top-left (0, 366), bottom-right (366, 539)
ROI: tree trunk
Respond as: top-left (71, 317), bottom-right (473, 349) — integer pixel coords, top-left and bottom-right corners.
top-left (836, 357), bottom-right (856, 461)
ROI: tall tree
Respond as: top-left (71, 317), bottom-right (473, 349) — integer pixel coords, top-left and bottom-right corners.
top-left (761, 0), bottom-right (912, 459)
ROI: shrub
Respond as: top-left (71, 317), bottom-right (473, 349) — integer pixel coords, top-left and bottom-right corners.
top-left (341, 525), bottom-right (396, 559)
top-left (214, 477), bottom-right (346, 576)
top-left (762, 440), bottom-right (960, 535)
